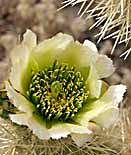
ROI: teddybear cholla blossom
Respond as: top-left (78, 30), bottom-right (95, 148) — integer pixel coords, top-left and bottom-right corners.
top-left (5, 30), bottom-right (126, 146)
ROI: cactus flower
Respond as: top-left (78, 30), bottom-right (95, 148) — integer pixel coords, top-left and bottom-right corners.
top-left (5, 30), bottom-right (126, 146)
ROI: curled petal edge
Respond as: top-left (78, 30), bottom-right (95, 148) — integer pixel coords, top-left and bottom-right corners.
top-left (75, 84), bottom-right (126, 127)
top-left (10, 113), bottom-right (92, 140)
top-left (5, 81), bottom-right (34, 114)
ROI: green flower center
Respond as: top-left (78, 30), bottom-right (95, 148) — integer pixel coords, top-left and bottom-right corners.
top-left (27, 60), bottom-right (89, 121)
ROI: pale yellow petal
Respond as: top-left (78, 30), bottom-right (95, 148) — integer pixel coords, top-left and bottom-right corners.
top-left (92, 108), bottom-right (119, 128)
top-left (79, 42), bottom-right (100, 97)
top-left (82, 40), bottom-right (115, 98)
top-left (10, 113), bottom-right (29, 125)
top-left (9, 30), bottom-right (38, 94)
top-left (71, 123), bottom-right (99, 146)
top-left (79, 44), bottom-right (98, 68)
top-left (95, 55), bottom-right (115, 78)
top-left (22, 29), bottom-right (37, 50)
top-left (49, 123), bottom-right (92, 139)
top-left (83, 40), bottom-right (114, 78)
top-left (87, 65), bottom-right (102, 98)
top-left (83, 39), bottom-right (98, 53)
top-left (32, 33), bottom-right (74, 69)
top-left (5, 81), bottom-right (34, 114)
top-left (75, 85), bottom-right (126, 126)
top-left (9, 44), bottom-right (30, 93)
top-left (30, 115), bottom-right (92, 140)
top-left (10, 111), bottom-right (92, 140)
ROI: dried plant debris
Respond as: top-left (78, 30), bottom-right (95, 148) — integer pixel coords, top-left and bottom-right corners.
top-left (0, 116), bottom-right (130, 155)
top-left (0, 91), bottom-right (17, 119)
top-left (61, 0), bottom-right (131, 59)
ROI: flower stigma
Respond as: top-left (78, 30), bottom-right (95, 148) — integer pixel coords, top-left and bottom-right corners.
top-left (26, 60), bottom-right (89, 121)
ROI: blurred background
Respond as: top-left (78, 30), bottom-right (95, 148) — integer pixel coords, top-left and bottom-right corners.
top-left (0, 0), bottom-right (131, 154)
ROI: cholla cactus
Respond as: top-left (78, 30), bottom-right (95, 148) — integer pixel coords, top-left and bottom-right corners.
top-left (5, 30), bottom-right (126, 146)
top-left (61, 0), bottom-right (131, 59)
